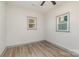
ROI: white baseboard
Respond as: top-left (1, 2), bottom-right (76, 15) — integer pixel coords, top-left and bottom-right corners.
top-left (0, 48), bottom-right (5, 56)
top-left (69, 49), bottom-right (79, 57)
top-left (71, 49), bottom-right (79, 54)
top-left (7, 40), bottom-right (45, 48)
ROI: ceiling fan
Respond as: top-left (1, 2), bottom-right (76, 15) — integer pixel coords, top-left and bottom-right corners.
top-left (40, 1), bottom-right (56, 6)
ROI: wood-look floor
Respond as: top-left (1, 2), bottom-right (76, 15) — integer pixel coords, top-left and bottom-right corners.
top-left (1, 40), bottom-right (75, 57)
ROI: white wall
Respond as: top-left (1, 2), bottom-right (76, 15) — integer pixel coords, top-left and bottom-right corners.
top-left (6, 5), bottom-right (45, 46)
top-left (0, 2), bottom-right (6, 55)
top-left (46, 2), bottom-right (79, 54)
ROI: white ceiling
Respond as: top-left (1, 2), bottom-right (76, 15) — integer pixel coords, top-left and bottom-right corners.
top-left (6, 1), bottom-right (65, 13)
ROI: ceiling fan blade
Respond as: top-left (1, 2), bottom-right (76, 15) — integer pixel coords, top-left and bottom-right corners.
top-left (40, 1), bottom-right (45, 6)
top-left (51, 1), bottom-right (56, 5)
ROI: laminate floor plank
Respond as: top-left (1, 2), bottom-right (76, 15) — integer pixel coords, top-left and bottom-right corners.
top-left (32, 43), bottom-right (46, 57)
top-left (41, 41), bottom-right (73, 57)
top-left (2, 40), bottom-right (75, 57)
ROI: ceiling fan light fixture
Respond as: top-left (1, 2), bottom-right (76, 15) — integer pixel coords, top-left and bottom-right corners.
top-left (40, 1), bottom-right (56, 6)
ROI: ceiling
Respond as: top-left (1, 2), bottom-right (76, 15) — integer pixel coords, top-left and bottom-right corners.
top-left (6, 1), bottom-right (65, 13)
